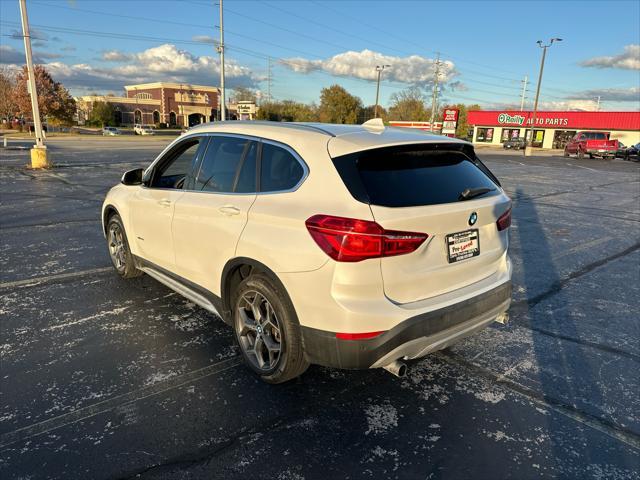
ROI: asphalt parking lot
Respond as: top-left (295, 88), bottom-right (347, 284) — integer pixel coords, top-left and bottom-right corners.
top-left (1, 137), bottom-right (639, 479)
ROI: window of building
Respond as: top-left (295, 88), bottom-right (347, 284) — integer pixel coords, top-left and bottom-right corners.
top-left (476, 127), bottom-right (494, 143)
top-left (135, 92), bottom-right (152, 99)
top-left (153, 111), bottom-right (160, 124)
top-left (501, 128), bottom-right (521, 142)
top-left (525, 129), bottom-right (545, 147)
top-left (552, 130), bottom-right (577, 149)
top-left (260, 143), bottom-right (305, 192)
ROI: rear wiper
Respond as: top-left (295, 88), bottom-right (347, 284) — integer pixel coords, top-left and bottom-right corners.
top-left (459, 187), bottom-right (495, 201)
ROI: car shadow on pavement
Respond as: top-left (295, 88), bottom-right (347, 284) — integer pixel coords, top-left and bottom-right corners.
top-left (509, 187), bottom-right (622, 468)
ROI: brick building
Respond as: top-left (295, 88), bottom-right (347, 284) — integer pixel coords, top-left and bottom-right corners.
top-left (78, 82), bottom-right (220, 127)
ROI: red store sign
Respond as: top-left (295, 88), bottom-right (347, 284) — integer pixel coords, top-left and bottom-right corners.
top-left (467, 110), bottom-right (640, 131)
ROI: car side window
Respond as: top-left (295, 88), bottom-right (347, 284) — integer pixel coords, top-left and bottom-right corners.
top-left (235, 141), bottom-right (258, 193)
top-left (195, 136), bottom-right (254, 193)
top-left (260, 143), bottom-right (304, 192)
top-left (151, 138), bottom-right (202, 189)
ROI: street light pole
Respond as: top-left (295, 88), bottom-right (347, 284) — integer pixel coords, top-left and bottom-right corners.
top-left (217, 0), bottom-right (226, 121)
top-left (374, 65), bottom-right (390, 119)
top-left (525, 37), bottom-right (562, 157)
top-left (18, 0), bottom-right (49, 168)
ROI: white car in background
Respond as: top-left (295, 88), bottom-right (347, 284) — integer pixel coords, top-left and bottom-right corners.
top-left (134, 124), bottom-right (155, 135)
top-left (102, 126), bottom-right (121, 136)
top-left (102, 120), bottom-right (512, 384)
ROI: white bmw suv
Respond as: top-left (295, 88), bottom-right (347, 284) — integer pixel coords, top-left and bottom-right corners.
top-left (102, 120), bottom-right (512, 383)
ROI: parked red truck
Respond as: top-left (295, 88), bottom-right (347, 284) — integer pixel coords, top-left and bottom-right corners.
top-left (564, 131), bottom-right (618, 159)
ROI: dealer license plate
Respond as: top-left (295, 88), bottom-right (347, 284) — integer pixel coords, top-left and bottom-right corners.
top-left (446, 229), bottom-right (480, 263)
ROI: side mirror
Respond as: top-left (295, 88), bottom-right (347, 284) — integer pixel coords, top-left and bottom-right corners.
top-left (121, 168), bottom-right (144, 186)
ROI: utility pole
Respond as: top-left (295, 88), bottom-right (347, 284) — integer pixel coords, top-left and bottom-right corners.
top-left (520, 75), bottom-right (528, 111)
top-left (217, 0), bottom-right (226, 121)
top-left (525, 38), bottom-right (562, 157)
top-left (374, 64), bottom-right (390, 119)
top-left (267, 56), bottom-right (273, 102)
top-left (430, 53), bottom-right (442, 133)
top-left (18, 0), bottom-right (49, 168)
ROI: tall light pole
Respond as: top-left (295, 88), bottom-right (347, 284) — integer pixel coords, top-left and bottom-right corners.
top-left (217, 0), bottom-right (226, 121)
top-left (525, 37), bottom-right (562, 156)
top-left (18, 0), bottom-right (49, 168)
top-left (374, 64), bottom-right (390, 119)
top-left (519, 75), bottom-right (528, 111)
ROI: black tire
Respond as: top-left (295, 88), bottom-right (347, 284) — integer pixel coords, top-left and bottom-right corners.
top-left (232, 273), bottom-right (309, 384)
top-left (106, 213), bottom-right (142, 279)
top-left (563, 149), bottom-right (569, 157)
top-left (588, 153), bottom-right (594, 159)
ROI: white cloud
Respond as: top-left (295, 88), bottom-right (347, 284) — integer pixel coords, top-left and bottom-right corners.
top-left (280, 49), bottom-right (458, 86)
top-left (192, 35), bottom-right (217, 44)
top-left (4, 44), bottom-right (261, 94)
top-left (567, 87), bottom-right (640, 103)
top-left (580, 44), bottom-right (640, 70)
top-left (102, 50), bottom-right (132, 62)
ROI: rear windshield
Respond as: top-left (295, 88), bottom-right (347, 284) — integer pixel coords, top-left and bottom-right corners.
top-left (332, 145), bottom-right (499, 208)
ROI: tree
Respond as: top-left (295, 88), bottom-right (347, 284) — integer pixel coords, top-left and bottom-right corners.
top-left (256, 100), bottom-right (318, 122)
top-left (0, 67), bottom-right (18, 122)
top-left (89, 101), bottom-right (115, 127)
top-left (360, 104), bottom-right (387, 123)
top-left (318, 85), bottom-right (362, 124)
top-left (233, 87), bottom-right (257, 103)
top-left (387, 87), bottom-right (427, 121)
top-left (14, 65), bottom-right (76, 125)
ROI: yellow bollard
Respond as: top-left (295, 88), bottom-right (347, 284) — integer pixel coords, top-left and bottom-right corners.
top-left (30, 146), bottom-right (51, 169)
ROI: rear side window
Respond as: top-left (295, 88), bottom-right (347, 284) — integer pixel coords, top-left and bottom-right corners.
top-left (195, 136), bottom-right (254, 193)
top-left (332, 145), bottom-right (499, 208)
top-left (260, 143), bottom-right (304, 192)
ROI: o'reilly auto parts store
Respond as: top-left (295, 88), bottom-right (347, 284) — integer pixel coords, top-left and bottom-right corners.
top-left (467, 111), bottom-right (640, 149)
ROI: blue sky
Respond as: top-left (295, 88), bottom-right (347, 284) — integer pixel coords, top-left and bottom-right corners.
top-left (1, 0), bottom-right (639, 111)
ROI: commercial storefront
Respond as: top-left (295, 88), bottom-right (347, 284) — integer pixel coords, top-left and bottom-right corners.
top-left (78, 82), bottom-right (220, 127)
top-left (468, 111), bottom-right (640, 149)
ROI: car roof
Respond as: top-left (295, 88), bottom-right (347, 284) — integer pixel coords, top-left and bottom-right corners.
top-left (187, 121), bottom-right (468, 158)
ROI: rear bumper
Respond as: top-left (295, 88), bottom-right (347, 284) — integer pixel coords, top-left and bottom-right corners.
top-left (300, 281), bottom-right (511, 369)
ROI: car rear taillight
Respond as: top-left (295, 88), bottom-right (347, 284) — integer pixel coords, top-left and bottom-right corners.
top-left (305, 214), bottom-right (428, 262)
top-left (497, 208), bottom-right (512, 231)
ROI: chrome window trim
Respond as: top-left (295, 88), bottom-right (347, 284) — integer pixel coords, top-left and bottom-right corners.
top-left (142, 131), bottom-right (309, 196)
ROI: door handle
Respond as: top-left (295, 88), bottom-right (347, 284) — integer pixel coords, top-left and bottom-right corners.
top-left (158, 199), bottom-right (172, 207)
top-left (218, 205), bottom-right (241, 216)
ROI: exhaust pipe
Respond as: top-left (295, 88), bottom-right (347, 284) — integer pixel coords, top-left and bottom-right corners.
top-left (495, 311), bottom-right (509, 325)
top-left (383, 360), bottom-right (407, 378)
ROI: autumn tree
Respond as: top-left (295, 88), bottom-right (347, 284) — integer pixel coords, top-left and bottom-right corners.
top-left (387, 87), bottom-right (427, 121)
top-left (0, 67), bottom-right (18, 122)
top-left (14, 65), bottom-right (76, 125)
top-left (318, 85), bottom-right (362, 124)
top-left (89, 101), bottom-right (115, 127)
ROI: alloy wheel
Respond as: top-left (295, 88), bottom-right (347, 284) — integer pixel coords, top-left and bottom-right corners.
top-left (236, 290), bottom-right (282, 371)
top-left (108, 223), bottom-right (126, 271)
